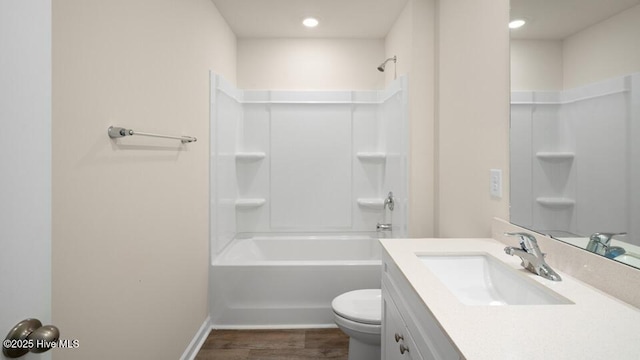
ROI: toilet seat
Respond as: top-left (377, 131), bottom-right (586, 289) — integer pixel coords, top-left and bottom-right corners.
top-left (331, 289), bottom-right (381, 325)
top-left (333, 312), bottom-right (381, 335)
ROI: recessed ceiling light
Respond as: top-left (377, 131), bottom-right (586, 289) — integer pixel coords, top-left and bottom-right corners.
top-left (509, 19), bottom-right (526, 29)
top-left (303, 17), bottom-right (319, 28)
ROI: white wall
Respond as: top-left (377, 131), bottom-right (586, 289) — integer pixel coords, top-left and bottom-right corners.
top-left (437, 0), bottom-right (511, 237)
top-left (511, 40), bottom-right (563, 91)
top-left (237, 38), bottom-right (385, 90)
top-left (384, 0), bottom-right (509, 238)
top-left (0, 2), bottom-right (52, 360)
top-left (385, 0), bottom-right (436, 237)
top-left (52, 1), bottom-right (236, 359)
top-left (563, 4), bottom-right (640, 89)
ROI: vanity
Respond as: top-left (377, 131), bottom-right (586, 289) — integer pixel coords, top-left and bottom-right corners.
top-left (380, 237), bottom-right (640, 360)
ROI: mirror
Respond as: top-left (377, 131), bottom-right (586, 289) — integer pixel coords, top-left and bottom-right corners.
top-left (509, 0), bottom-right (640, 268)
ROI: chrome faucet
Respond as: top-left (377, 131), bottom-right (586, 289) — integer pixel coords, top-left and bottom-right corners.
top-left (377, 192), bottom-right (394, 233)
top-left (504, 232), bottom-right (562, 281)
top-left (586, 232), bottom-right (627, 258)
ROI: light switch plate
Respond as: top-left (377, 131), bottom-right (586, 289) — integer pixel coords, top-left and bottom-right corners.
top-left (490, 169), bottom-right (502, 198)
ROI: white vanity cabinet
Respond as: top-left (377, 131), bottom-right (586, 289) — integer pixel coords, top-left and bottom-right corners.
top-left (382, 285), bottom-right (424, 360)
top-left (382, 250), bottom-right (461, 360)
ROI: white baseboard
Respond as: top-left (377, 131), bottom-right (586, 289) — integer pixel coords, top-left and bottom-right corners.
top-left (210, 323), bottom-right (338, 330)
top-left (180, 316), bottom-right (212, 360)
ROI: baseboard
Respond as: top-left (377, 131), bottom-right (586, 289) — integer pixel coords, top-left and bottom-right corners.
top-left (211, 323), bottom-right (338, 330)
top-left (180, 316), bottom-right (212, 360)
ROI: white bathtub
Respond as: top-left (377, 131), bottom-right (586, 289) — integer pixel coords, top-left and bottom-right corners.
top-left (210, 233), bottom-right (382, 328)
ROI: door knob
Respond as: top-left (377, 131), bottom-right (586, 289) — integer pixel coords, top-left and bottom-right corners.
top-left (3, 319), bottom-right (60, 358)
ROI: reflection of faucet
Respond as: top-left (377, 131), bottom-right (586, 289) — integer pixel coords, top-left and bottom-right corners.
top-left (504, 232), bottom-right (562, 281)
top-left (586, 232), bottom-right (627, 258)
top-left (606, 246), bottom-right (626, 259)
top-left (384, 192), bottom-right (395, 211)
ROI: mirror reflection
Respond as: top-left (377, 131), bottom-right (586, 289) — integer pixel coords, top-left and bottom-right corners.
top-left (509, 0), bottom-right (640, 268)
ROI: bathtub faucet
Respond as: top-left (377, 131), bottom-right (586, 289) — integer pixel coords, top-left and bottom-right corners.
top-left (376, 223), bottom-right (392, 231)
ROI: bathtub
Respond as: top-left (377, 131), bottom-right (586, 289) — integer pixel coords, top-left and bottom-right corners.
top-left (210, 233), bottom-right (382, 328)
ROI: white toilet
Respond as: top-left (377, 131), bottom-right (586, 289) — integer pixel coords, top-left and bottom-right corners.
top-left (331, 289), bottom-right (382, 360)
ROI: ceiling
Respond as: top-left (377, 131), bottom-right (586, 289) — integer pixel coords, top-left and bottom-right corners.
top-left (212, 0), bottom-right (640, 40)
top-left (211, 0), bottom-right (410, 38)
top-left (510, 0), bottom-right (640, 39)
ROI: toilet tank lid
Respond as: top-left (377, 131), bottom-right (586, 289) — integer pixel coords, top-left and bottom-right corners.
top-left (332, 289), bottom-right (382, 325)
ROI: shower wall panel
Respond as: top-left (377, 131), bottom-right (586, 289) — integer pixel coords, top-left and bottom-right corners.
top-left (380, 78), bottom-right (409, 237)
top-left (270, 104), bottom-right (352, 229)
top-left (569, 82), bottom-right (628, 236)
top-left (352, 103), bottom-right (385, 232)
top-left (210, 74), bottom-right (241, 254)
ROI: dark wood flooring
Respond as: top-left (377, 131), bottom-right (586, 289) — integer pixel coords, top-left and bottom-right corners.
top-left (195, 329), bottom-right (349, 360)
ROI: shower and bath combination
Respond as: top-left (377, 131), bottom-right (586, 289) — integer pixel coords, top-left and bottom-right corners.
top-left (209, 72), bottom-right (408, 330)
top-left (377, 55), bottom-right (397, 79)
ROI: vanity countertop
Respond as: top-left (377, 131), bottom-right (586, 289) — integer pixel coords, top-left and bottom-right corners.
top-left (380, 238), bottom-right (640, 360)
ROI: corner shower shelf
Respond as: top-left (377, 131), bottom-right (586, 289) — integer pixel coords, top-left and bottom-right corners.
top-left (536, 152), bottom-right (575, 161)
top-left (357, 198), bottom-right (385, 209)
top-left (235, 198), bottom-right (266, 209)
top-left (356, 152), bottom-right (387, 162)
top-left (236, 152), bottom-right (266, 162)
top-left (536, 197), bottom-right (575, 208)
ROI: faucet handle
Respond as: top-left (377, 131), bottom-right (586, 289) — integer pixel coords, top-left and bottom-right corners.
top-left (383, 192), bottom-right (395, 211)
top-left (504, 232), bottom-right (539, 253)
top-left (589, 232), bottom-right (627, 247)
top-left (504, 232), bottom-right (538, 246)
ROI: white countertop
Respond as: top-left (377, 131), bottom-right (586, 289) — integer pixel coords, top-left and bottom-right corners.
top-left (381, 238), bottom-right (640, 360)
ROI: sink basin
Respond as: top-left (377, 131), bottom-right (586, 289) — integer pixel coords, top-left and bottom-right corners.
top-left (418, 253), bottom-right (573, 306)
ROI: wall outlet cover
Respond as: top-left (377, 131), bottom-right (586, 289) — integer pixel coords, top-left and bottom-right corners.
top-left (490, 169), bottom-right (502, 198)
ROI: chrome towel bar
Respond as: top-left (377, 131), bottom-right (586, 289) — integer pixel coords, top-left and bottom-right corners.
top-left (107, 126), bottom-right (197, 144)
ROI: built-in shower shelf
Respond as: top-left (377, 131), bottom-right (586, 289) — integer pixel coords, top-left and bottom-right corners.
top-left (236, 152), bottom-right (266, 162)
top-left (536, 152), bottom-right (575, 161)
top-left (357, 198), bottom-right (384, 209)
top-left (536, 197), bottom-right (575, 208)
top-left (235, 198), bottom-right (266, 209)
top-left (356, 152), bottom-right (387, 162)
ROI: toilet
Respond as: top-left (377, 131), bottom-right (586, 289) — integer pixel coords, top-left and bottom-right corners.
top-left (331, 289), bottom-right (382, 360)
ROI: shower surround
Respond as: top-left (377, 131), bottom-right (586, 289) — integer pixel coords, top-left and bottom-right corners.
top-left (209, 73), bottom-right (408, 327)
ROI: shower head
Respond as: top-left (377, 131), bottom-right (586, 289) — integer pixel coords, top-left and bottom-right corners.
top-left (377, 56), bottom-right (397, 72)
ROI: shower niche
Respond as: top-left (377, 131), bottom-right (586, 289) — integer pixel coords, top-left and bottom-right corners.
top-left (210, 72), bottom-right (409, 254)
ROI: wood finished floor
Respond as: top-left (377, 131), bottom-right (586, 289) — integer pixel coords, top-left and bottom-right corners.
top-left (195, 329), bottom-right (349, 360)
